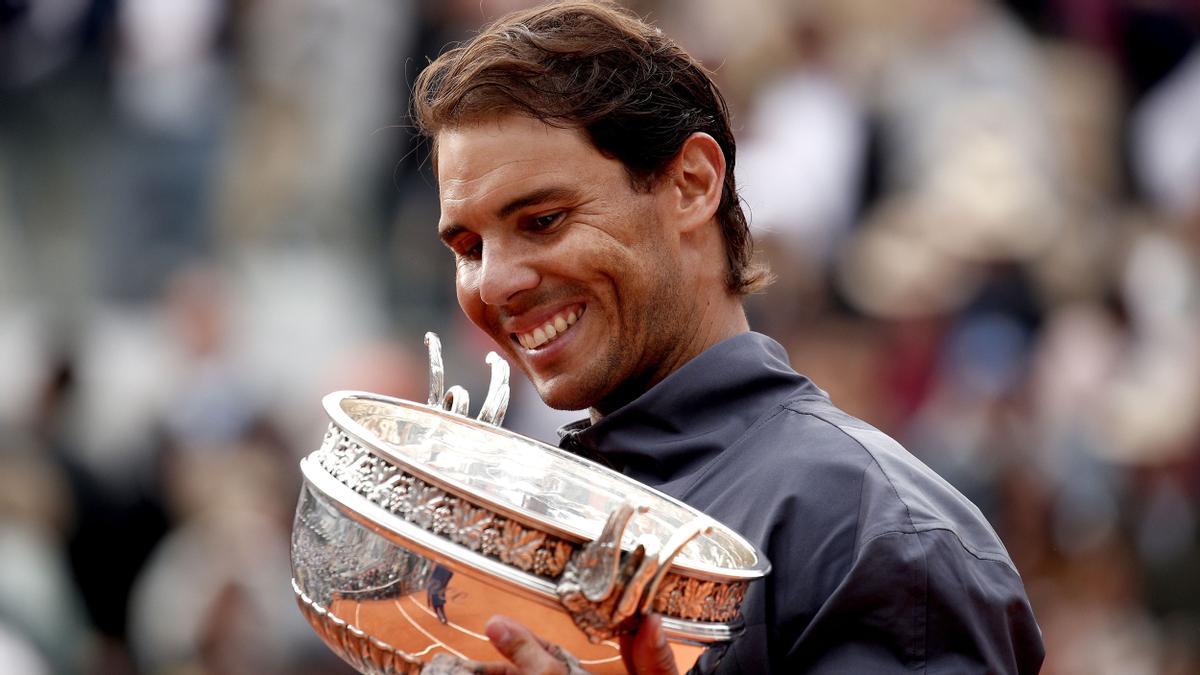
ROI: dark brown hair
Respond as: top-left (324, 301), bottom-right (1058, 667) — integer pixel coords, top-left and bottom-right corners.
top-left (412, 0), bottom-right (769, 294)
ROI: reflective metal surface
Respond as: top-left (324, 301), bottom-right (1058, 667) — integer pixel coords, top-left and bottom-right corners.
top-left (293, 480), bottom-right (658, 674)
top-left (290, 342), bottom-right (768, 673)
top-left (328, 395), bottom-right (764, 579)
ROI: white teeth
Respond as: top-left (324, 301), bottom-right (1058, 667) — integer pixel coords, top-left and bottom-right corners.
top-left (515, 307), bottom-right (583, 350)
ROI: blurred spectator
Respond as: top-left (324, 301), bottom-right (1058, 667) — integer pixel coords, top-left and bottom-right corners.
top-left (96, 0), bottom-right (230, 301)
top-left (0, 0), bottom-right (91, 88)
top-left (0, 622), bottom-right (52, 675)
top-left (1132, 46), bottom-right (1200, 218)
top-left (126, 456), bottom-right (326, 675)
top-left (737, 11), bottom-right (867, 338)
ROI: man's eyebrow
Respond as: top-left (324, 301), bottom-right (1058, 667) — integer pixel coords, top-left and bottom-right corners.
top-left (439, 186), bottom-right (580, 244)
top-left (497, 186), bottom-right (579, 219)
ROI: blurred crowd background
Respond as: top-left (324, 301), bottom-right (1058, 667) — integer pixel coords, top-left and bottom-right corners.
top-left (1, 0), bottom-right (1198, 673)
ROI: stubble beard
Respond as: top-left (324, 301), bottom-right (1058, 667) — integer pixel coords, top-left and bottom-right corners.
top-left (531, 210), bottom-right (690, 414)
top-left (531, 273), bottom-right (687, 414)
top-left (586, 257), bottom-right (688, 416)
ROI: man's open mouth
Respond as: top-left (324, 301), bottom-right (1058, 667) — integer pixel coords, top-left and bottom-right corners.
top-left (513, 305), bottom-right (585, 350)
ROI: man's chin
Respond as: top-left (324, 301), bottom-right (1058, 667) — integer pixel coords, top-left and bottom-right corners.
top-left (531, 376), bottom-right (600, 413)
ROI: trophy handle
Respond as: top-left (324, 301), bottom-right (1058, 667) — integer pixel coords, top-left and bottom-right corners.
top-left (557, 505), bottom-right (715, 641)
top-left (423, 333), bottom-right (511, 425)
top-left (639, 519), bottom-right (712, 613)
top-left (477, 352), bottom-right (510, 427)
top-left (441, 386), bottom-right (470, 417)
top-left (424, 332), bottom-right (445, 407)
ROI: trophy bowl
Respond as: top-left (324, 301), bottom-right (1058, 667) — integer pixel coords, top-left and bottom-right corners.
top-left (290, 335), bottom-right (769, 674)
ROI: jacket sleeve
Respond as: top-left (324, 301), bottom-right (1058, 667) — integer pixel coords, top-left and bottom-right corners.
top-left (786, 529), bottom-right (1045, 674)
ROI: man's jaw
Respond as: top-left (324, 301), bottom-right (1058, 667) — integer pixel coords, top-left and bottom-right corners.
top-left (510, 304), bottom-right (586, 351)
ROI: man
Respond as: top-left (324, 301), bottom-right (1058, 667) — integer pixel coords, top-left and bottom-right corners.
top-left (412, 2), bottom-right (1045, 673)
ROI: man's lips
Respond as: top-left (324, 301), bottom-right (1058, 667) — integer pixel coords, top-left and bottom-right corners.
top-left (509, 304), bottom-right (586, 350)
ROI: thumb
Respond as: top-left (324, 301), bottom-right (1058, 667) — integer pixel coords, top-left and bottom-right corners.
top-left (620, 614), bottom-right (678, 675)
top-left (485, 615), bottom-right (564, 672)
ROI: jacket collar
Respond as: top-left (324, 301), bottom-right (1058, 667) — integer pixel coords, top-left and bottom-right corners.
top-left (557, 331), bottom-right (825, 487)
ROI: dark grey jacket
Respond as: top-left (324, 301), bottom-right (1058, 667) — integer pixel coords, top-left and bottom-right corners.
top-left (559, 332), bottom-right (1044, 674)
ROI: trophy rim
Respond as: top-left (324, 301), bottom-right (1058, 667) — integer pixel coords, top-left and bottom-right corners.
top-left (298, 454), bottom-right (745, 643)
top-left (321, 389), bottom-right (770, 582)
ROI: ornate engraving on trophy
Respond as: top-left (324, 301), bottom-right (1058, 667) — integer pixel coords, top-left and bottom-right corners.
top-left (310, 424), bottom-right (750, 620)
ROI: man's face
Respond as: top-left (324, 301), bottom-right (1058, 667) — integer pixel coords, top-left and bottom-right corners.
top-left (436, 115), bottom-right (690, 412)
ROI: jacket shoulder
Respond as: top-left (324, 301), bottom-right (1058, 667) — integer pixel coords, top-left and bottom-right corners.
top-left (775, 398), bottom-right (1016, 569)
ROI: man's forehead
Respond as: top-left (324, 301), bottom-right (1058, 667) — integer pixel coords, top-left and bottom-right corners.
top-left (437, 118), bottom-right (583, 176)
top-left (434, 117), bottom-right (604, 214)
top-left (436, 155), bottom-right (564, 217)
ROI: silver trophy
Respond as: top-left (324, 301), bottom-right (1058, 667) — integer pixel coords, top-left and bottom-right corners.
top-left (290, 333), bottom-right (769, 673)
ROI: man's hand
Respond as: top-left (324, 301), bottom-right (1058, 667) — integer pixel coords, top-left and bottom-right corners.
top-left (617, 615), bottom-right (679, 675)
top-left (459, 614), bottom-right (679, 675)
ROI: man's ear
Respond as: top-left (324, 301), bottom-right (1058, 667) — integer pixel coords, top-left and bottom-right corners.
top-left (664, 132), bottom-right (725, 234)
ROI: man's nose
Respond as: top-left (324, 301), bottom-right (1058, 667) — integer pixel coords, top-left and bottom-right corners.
top-left (477, 242), bottom-right (540, 306)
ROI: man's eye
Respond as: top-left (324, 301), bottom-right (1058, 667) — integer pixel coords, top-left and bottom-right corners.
top-left (453, 238), bottom-right (482, 260)
top-left (529, 212), bottom-right (563, 231)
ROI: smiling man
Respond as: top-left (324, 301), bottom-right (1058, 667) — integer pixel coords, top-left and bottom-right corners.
top-left (412, 2), bottom-right (1044, 674)
top-left (435, 114), bottom-right (747, 417)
